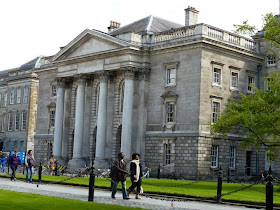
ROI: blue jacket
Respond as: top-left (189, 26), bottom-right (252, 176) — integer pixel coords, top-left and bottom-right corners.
top-left (0, 157), bottom-right (7, 165)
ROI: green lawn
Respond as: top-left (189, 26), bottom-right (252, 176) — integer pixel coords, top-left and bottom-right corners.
top-left (1, 173), bottom-right (280, 204)
top-left (0, 189), bottom-right (141, 210)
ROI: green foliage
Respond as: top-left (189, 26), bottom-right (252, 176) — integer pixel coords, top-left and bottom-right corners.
top-left (211, 72), bottom-right (280, 160)
top-left (233, 20), bottom-right (257, 36)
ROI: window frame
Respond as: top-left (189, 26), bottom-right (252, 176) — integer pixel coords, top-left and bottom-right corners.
top-left (211, 145), bottom-right (219, 168)
top-left (49, 109), bottom-right (56, 128)
top-left (21, 112), bottom-right (27, 130)
top-left (1, 116), bottom-right (5, 132)
top-left (3, 93), bottom-right (7, 107)
top-left (23, 87), bottom-right (29, 103)
top-left (164, 62), bottom-right (179, 87)
top-left (51, 85), bottom-right (57, 97)
top-left (8, 113), bottom-right (13, 131)
top-left (15, 113), bottom-right (20, 131)
top-left (267, 55), bottom-right (276, 66)
top-left (229, 147), bottom-right (236, 169)
top-left (247, 75), bottom-right (255, 93)
top-left (16, 88), bottom-right (21, 104)
top-left (230, 71), bottom-right (239, 90)
top-left (10, 89), bottom-right (14, 105)
top-left (212, 101), bottom-right (220, 123)
top-left (164, 143), bottom-right (171, 165)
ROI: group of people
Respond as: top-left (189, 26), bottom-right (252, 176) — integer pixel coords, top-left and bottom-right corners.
top-left (111, 152), bottom-right (143, 200)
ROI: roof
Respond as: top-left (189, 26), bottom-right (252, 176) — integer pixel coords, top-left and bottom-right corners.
top-left (109, 16), bottom-right (183, 36)
top-left (19, 57), bottom-right (42, 70)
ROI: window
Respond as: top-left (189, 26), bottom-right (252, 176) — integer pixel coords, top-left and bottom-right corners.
top-left (213, 68), bottom-right (221, 85)
top-left (23, 87), bottom-right (29, 103)
top-left (3, 93), bottom-right (7, 107)
top-left (229, 147), bottom-right (236, 168)
top-left (166, 68), bottom-right (176, 86)
top-left (248, 76), bottom-right (255, 92)
top-left (51, 85), bottom-right (57, 97)
top-left (15, 113), bottom-right (20, 131)
top-left (212, 102), bottom-right (220, 123)
top-left (0, 93), bottom-right (2, 103)
top-left (266, 78), bottom-right (272, 91)
top-left (211, 145), bottom-right (219, 168)
top-left (50, 110), bottom-right (55, 127)
top-left (8, 114), bottom-right (13, 131)
top-left (267, 55), bottom-right (276, 65)
top-left (16, 88), bottom-right (21, 103)
top-left (265, 152), bottom-right (275, 171)
top-left (21, 112), bottom-right (27, 130)
top-left (1, 116), bottom-right (5, 131)
top-left (10, 89), bottom-right (14, 104)
top-left (164, 143), bottom-right (171, 165)
top-left (231, 72), bottom-right (238, 89)
top-left (166, 102), bottom-right (174, 123)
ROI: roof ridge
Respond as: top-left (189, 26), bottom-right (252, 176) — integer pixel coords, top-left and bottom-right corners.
top-left (145, 15), bottom-right (153, 32)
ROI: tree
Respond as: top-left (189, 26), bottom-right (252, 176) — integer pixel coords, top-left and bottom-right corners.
top-left (211, 14), bottom-right (280, 159)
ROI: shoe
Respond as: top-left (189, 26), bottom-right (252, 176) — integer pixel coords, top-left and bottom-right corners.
top-left (123, 197), bottom-right (130, 200)
top-left (127, 191), bottom-right (130, 198)
top-left (111, 196), bottom-right (116, 199)
top-left (135, 194), bottom-right (141, 199)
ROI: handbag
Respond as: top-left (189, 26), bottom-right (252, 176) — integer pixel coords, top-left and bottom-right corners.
top-left (140, 186), bottom-right (143, 194)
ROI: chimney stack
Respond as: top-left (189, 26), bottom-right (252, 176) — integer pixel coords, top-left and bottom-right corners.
top-left (185, 6), bottom-right (199, 26)
top-left (108, 21), bottom-right (121, 33)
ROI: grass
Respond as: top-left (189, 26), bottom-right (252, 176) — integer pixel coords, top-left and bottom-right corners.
top-left (0, 189), bottom-right (141, 210)
top-left (1, 173), bottom-right (280, 204)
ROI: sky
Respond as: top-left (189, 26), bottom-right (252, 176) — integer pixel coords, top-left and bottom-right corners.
top-left (0, 0), bottom-right (279, 70)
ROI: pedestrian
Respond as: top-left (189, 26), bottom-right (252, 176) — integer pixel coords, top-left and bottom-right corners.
top-left (49, 155), bottom-right (56, 176)
top-left (25, 150), bottom-right (35, 183)
top-left (127, 153), bottom-right (143, 199)
top-left (0, 151), bottom-right (3, 171)
top-left (111, 152), bottom-right (130, 200)
top-left (8, 150), bottom-right (21, 181)
top-left (0, 155), bottom-right (7, 173)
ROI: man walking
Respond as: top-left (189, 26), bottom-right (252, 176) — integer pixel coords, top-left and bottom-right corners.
top-left (111, 152), bottom-right (129, 200)
top-left (8, 150), bottom-right (21, 181)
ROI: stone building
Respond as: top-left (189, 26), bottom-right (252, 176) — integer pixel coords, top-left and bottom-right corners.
top-left (0, 57), bottom-right (49, 153)
top-left (33, 7), bottom-right (280, 177)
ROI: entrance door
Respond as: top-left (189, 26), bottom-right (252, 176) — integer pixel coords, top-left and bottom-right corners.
top-left (246, 151), bottom-right (252, 176)
top-left (0, 141), bottom-right (3, 151)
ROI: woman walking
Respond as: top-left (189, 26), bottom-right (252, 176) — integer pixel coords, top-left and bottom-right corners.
top-left (49, 155), bottom-right (56, 176)
top-left (127, 153), bottom-right (143, 199)
top-left (25, 150), bottom-right (35, 183)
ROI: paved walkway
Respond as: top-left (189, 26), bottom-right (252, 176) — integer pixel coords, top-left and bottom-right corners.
top-left (0, 177), bottom-right (257, 210)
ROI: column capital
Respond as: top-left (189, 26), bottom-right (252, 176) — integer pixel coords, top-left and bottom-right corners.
top-left (76, 74), bottom-right (86, 85)
top-left (64, 78), bottom-right (73, 89)
top-left (138, 68), bottom-right (151, 80)
top-left (97, 71), bottom-right (109, 82)
top-left (56, 77), bottom-right (66, 88)
top-left (86, 75), bottom-right (94, 86)
top-left (123, 67), bottom-right (137, 80)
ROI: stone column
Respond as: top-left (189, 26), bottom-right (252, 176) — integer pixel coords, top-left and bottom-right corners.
top-left (61, 79), bottom-right (72, 163)
top-left (68, 75), bottom-right (86, 169)
top-left (138, 69), bottom-right (150, 169)
top-left (95, 71), bottom-right (109, 169)
top-left (53, 78), bottom-right (65, 161)
top-left (121, 68), bottom-right (135, 161)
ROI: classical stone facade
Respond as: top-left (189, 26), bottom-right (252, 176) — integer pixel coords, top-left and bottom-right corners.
top-left (31, 7), bottom-right (279, 177)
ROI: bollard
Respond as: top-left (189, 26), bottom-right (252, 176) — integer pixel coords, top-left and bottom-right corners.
top-left (37, 162), bottom-right (42, 188)
top-left (157, 164), bottom-right (160, 179)
top-left (266, 167), bottom-right (273, 210)
top-left (55, 162), bottom-right (58, 176)
top-left (88, 161), bottom-right (95, 202)
top-left (216, 166), bottom-right (223, 203)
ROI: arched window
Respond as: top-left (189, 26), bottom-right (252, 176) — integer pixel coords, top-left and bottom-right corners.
top-left (120, 82), bottom-right (125, 113)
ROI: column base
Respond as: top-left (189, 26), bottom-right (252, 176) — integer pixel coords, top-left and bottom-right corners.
top-left (67, 158), bottom-right (86, 170)
top-left (94, 158), bottom-right (110, 169)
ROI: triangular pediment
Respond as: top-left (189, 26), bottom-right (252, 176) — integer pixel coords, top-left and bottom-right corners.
top-left (47, 102), bottom-right (56, 108)
top-left (161, 91), bottom-right (178, 99)
top-left (52, 29), bottom-right (131, 61)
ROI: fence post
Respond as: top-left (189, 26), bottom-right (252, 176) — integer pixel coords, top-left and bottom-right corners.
top-left (266, 167), bottom-right (273, 210)
top-left (55, 162), bottom-right (58, 176)
top-left (157, 164), bottom-right (160, 179)
top-left (37, 162), bottom-right (42, 188)
top-left (217, 166), bottom-right (223, 203)
top-left (88, 161), bottom-right (95, 202)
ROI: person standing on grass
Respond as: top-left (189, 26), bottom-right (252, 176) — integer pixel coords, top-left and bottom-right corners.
top-left (0, 151), bottom-right (3, 171)
top-left (111, 152), bottom-right (130, 200)
top-left (8, 150), bottom-right (21, 181)
top-left (127, 153), bottom-right (143, 199)
top-left (49, 154), bottom-right (56, 176)
top-left (25, 150), bottom-right (35, 183)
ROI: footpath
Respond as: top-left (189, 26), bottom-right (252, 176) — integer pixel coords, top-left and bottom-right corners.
top-left (0, 177), bottom-right (257, 210)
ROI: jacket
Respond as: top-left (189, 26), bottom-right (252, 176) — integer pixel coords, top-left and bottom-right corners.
top-left (9, 154), bottom-right (21, 167)
top-left (130, 161), bottom-right (143, 181)
top-left (114, 159), bottom-right (127, 182)
top-left (25, 154), bottom-right (35, 168)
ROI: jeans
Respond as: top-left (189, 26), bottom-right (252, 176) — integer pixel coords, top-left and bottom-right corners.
top-left (111, 180), bottom-right (128, 199)
top-left (11, 165), bottom-right (17, 180)
top-left (26, 167), bottom-right (34, 182)
top-left (0, 163), bottom-right (4, 172)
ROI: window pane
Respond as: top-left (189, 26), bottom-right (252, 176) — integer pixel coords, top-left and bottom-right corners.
top-left (211, 145), bottom-right (218, 167)
top-left (17, 88), bottom-right (21, 103)
top-left (212, 102), bottom-right (220, 123)
top-left (166, 102), bottom-right (174, 123)
top-left (10, 90), bottom-right (14, 104)
top-left (23, 87), bottom-right (29, 103)
top-left (22, 112), bottom-right (27, 130)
